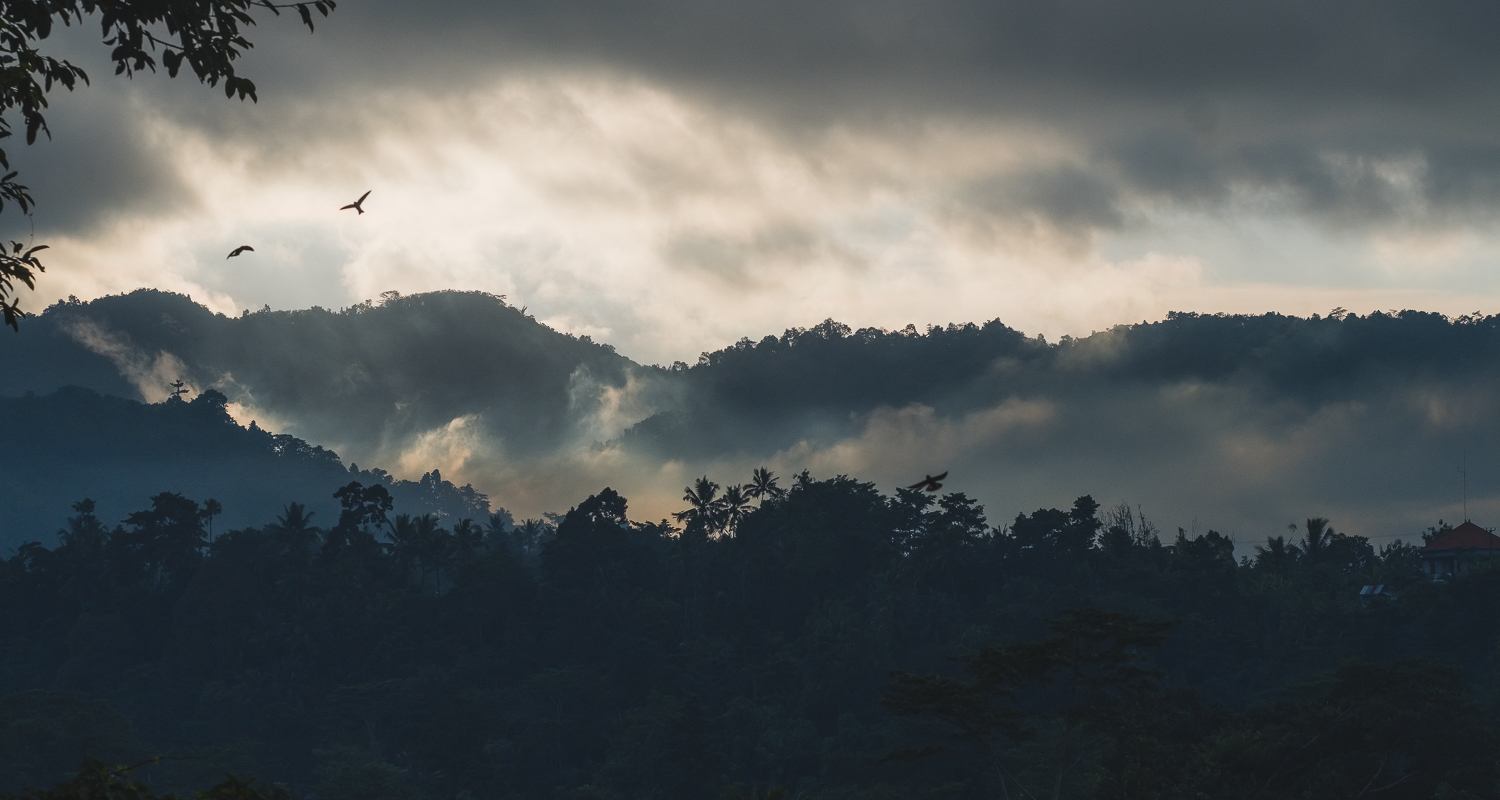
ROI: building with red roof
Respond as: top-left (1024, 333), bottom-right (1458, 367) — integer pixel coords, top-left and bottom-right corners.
top-left (1421, 521), bottom-right (1500, 580)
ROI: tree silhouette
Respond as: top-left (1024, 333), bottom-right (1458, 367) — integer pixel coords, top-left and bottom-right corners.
top-left (674, 475), bottom-right (722, 539)
top-left (115, 492), bottom-right (205, 589)
top-left (451, 517), bottom-right (482, 566)
top-left (201, 497), bottom-right (222, 544)
top-left (718, 485), bottom-right (751, 535)
top-left (325, 480), bottom-right (392, 558)
top-left (266, 501), bottom-right (319, 556)
top-left (413, 513), bottom-right (448, 593)
top-left (1300, 516), bottom-right (1332, 560)
top-left (746, 467), bottom-right (785, 502)
top-left (6, 473), bottom-right (1500, 797)
top-left (57, 497), bottom-right (106, 552)
top-left (1254, 534), bottom-right (1301, 572)
top-left (388, 513), bottom-right (421, 578)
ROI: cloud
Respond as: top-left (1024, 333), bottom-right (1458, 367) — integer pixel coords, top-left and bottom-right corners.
top-left (396, 414), bottom-right (485, 483)
top-left (187, 0), bottom-right (1500, 231)
top-left (661, 220), bottom-right (866, 285)
top-left (780, 399), bottom-right (1056, 479)
top-left (566, 365), bottom-right (677, 446)
top-left (16, 1), bottom-right (1500, 368)
top-left (57, 318), bottom-right (188, 402)
top-left (19, 89), bottom-right (197, 238)
top-left (946, 165), bottom-right (1127, 253)
top-left (21, 291), bottom-right (1500, 549)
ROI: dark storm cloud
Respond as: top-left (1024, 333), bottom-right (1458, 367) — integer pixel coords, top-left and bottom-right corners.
top-left (6, 83), bottom-right (196, 238)
top-left (15, 2), bottom-right (1500, 246)
top-left (43, 0), bottom-right (1489, 233)
top-left (948, 165), bottom-right (1127, 243)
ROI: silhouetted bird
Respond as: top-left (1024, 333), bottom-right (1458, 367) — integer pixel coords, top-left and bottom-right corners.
top-left (907, 472), bottom-right (948, 492)
top-left (226, 245), bottom-right (254, 259)
top-left (340, 190), bottom-right (371, 214)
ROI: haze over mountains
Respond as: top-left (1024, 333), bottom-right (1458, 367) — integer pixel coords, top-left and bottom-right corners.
top-left (4, 289), bottom-right (1498, 547)
top-left (0, 387), bottom-right (491, 550)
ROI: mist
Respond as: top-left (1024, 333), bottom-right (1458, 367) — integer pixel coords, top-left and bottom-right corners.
top-left (4, 291), bottom-right (1494, 549)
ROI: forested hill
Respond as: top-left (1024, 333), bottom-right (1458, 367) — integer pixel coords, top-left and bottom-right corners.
top-left (6, 292), bottom-right (1500, 535)
top-left (0, 289), bottom-right (646, 458)
top-left (627, 309), bottom-right (1500, 457)
top-left (0, 387), bottom-right (490, 548)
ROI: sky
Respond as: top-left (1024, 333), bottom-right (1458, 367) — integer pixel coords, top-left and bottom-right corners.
top-left (13, 1), bottom-right (1500, 366)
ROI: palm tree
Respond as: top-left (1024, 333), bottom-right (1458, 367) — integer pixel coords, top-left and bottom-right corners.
top-left (719, 485), bottom-right (752, 535)
top-left (389, 514), bottom-right (421, 575)
top-left (1254, 535), bottom-right (1301, 572)
top-left (1301, 517), bottom-right (1332, 561)
top-left (513, 518), bottom-right (549, 560)
top-left (746, 467), bottom-right (786, 503)
top-left (202, 498), bottom-right (222, 544)
top-left (269, 502), bottom-right (320, 554)
top-left (413, 514), bottom-right (449, 593)
top-left (452, 518), bottom-right (483, 562)
top-left (675, 476), bottom-right (722, 538)
top-left (274, 502), bottom-right (315, 533)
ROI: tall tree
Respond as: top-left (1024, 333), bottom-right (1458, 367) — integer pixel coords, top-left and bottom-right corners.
top-left (201, 497), bottom-right (222, 544)
top-left (718, 485), bottom-right (751, 535)
top-left (115, 492), bottom-right (205, 589)
top-left (746, 467), bottom-right (785, 502)
top-left (266, 501), bottom-right (319, 559)
top-left (675, 476), bottom-right (722, 539)
top-left (1301, 517), bottom-right (1332, 560)
top-left (325, 481), bottom-right (392, 559)
top-left (1254, 535), bottom-right (1301, 572)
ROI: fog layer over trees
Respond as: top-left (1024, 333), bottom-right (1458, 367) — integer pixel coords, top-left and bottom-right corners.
top-left (4, 289), bottom-right (1498, 542)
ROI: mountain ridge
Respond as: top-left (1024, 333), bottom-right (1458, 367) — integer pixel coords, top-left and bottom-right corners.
top-left (6, 290), bottom-right (1500, 542)
top-left (0, 385), bottom-right (492, 549)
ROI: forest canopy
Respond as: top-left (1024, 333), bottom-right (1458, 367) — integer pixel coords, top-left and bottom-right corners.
top-left (1, 464), bottom-right (1492, 798)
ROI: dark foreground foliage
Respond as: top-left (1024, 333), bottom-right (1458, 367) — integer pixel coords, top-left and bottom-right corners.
top-left (2, 472), bottom-right (1497, 798)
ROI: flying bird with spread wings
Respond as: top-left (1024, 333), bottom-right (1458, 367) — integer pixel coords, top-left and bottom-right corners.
top-left (907, 472), bottom-right (948, 493)
top-left (340, 190), bottom-right (371, 214)
top-left (226, 245), bottom-right (254, 259)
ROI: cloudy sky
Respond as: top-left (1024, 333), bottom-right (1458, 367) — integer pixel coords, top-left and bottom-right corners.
top-left (17, 1), bottom-right (1500, 364)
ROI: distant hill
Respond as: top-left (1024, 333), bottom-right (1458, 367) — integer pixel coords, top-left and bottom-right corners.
top-left (0, 387), bottom-right (490, 550)
top-left (0, 289), bottom-right (651, 458)
top-left (6, 291), bottom-right (1500, 540)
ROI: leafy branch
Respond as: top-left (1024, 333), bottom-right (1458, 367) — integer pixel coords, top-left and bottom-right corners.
top-left (0, 0), bottom-right (337, 329)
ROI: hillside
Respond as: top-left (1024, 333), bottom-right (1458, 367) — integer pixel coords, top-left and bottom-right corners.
top-left (0, 387), bottom-right (490, 549)
top-left (0, 289), bottom-right (650, 458)
top-left (5, 293), bottom-right (1500, 538)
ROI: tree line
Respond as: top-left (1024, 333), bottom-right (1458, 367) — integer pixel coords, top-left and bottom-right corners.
top-left (2, 470), bottom-right (1496, 798)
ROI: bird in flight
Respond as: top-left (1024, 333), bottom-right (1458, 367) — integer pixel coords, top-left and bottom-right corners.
top-left (340, 190), bottom-right (372, 214)
top-left (226, 245), bottom-right (254, 259)
top-left (907, 471), bottom-right (949, 493)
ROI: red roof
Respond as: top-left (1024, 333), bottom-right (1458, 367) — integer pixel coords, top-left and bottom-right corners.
top-left (1423, 521), bottom-right (1500, 552)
